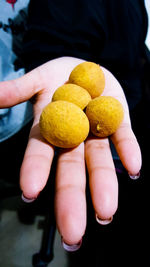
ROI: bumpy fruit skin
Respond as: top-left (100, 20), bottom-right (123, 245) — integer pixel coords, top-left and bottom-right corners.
top-left (86, 96), bottom-right (124, 138)
top-left (52, 83), bottom-right (91, 109)
top-left (69, 61), bottom-right (105, 98)
top-left (39, 100), bottom-right (89, 148)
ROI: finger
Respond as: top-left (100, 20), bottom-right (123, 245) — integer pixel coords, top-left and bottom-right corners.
top-left (55, 143), bottom-right (86, 245)
top-left (20, 122), bottom-right (54, 199)
top-left (19, 75), bottom-right (57, 199)
top-left (111, 123), bottom-right (142, 176)
top-left (85, 137), bottom-right (118, 220)
top-left (0, 57), bottom-right (85, 108)
top-left (0, 68), bottom-right (44, 108)
top-left (102, 67), bottom-right (142, 174)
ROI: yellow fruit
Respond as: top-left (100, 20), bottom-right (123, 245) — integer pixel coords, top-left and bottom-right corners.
top-left (86, 96), bottom-right (124, 137)
top-left (39, 100), bottom-right (89, 148)
top-left (69, 61), bottom-right (105, 98)
top-left (52, 83), bottom-right (91, 109)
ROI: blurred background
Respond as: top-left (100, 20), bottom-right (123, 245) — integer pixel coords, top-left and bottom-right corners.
top-left (145, 0), bottom-right (150, 49)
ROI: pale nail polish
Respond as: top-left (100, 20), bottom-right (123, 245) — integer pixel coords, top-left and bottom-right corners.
top-left (96, 214), bottom-right (113, 225)
top-left (128, 171), bottom-right (140, 180)
top-left (21, 193), bottom-right (36, 203)
top-left (61, 238), bottom-right (82, 252)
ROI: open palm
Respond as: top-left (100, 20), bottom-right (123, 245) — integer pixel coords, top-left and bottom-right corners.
top-left (0, 56), bottom-right (141, 246)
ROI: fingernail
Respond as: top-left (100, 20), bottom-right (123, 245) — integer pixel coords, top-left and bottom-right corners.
top-left (96, 214), bottom-right (113, 225)
top-left (128, 171), bottom-right (140, 180)
top-left (21, 193), bottom-right (36, 203)
top-left (61, 238), bottom-right (82, 252)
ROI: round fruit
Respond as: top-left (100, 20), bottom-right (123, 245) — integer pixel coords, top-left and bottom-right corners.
top-left (86, 96), bottom-right (124, 138)
top-left (52, 83), bottom-right (91, 109)
top-left (39, 100), bottom-right (90, 148)
top-left (69, 61), bottom-right (105, 98)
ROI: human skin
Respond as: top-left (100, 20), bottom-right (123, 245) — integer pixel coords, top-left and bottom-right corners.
top-left (0, 56), bottom-right (142, 246)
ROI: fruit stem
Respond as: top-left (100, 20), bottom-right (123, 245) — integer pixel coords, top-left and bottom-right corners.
top-left (96, 124), bottom-right (101, 132)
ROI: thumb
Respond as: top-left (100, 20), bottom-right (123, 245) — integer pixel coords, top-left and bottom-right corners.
top-left (0, 68), bottom-right (43, 108)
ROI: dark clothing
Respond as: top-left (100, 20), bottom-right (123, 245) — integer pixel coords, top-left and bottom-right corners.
top-left (23, 0), bottom-right (148, 109)
top-left (19, 1), bottom-right (150, 266)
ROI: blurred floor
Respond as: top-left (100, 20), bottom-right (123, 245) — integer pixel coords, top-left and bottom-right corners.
top-left (0, 196), bottom-right (68, 267)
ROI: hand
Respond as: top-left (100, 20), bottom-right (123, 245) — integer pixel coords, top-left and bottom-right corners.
top-left (0, 56), bottom-right (141, 247)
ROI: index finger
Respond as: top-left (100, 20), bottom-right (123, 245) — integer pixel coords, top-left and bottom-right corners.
top-left (20, 122), bottom-right (55, 199)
